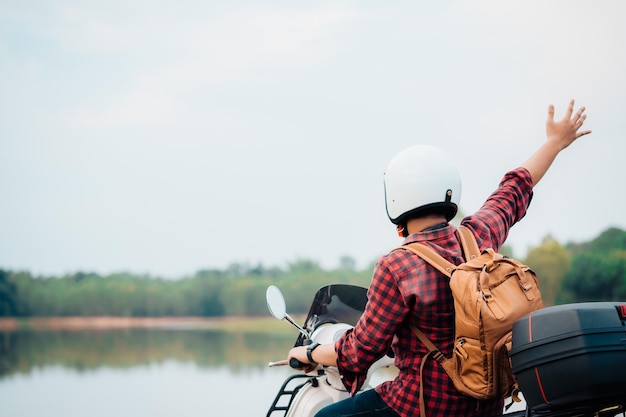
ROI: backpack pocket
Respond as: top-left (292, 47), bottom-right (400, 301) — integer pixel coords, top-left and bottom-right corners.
top-left (453, 336), bottom-right (490, 398)
top-left (492, 332), bottom-right (516, 398)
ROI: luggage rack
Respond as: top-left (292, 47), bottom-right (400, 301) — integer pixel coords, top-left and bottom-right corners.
top-left (266, 374), bottom-right (312, 417)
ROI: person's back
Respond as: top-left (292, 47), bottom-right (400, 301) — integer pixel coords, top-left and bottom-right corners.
top-left (287, 100), bottom-right (592, 417)
top-left (374, 225), bottom-right (504, 417)
top-left (369, 160), bottom-right (535, 417)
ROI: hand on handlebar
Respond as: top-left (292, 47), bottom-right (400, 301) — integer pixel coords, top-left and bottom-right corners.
top-left (288, 346), bottom-right (317, 373)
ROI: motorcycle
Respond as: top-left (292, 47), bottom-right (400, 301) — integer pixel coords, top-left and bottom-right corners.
top-left (265, 284), bottom-right (626, 417)
top-left (265, 284), bottom-right (395, 417)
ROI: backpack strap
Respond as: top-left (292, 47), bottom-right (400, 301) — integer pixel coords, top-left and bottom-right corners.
top-left (396, 243), bottom-right (455, 277)
top-left (394, 226), bottom-right (481, 274)
top-left (410, 324), bottom-right (457, 417)
top-left (393, 244), bottom-right (458, 417)
top-left (394, 227), bottom-right (482, 417)
top-left (457, 225), bottom-right (481, 260)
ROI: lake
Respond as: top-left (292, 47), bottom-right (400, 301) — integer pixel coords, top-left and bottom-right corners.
top-left (0, 322), bottom-right (299, 417)
top-left (0, 320), bottom-right (533, 417)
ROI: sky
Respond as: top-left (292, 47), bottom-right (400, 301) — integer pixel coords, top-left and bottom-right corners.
top-left (1, 1), bottom-right (625, 278)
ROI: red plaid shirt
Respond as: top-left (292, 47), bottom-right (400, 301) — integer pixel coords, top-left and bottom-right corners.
top-left (335, 168), bottom-right (534, 417)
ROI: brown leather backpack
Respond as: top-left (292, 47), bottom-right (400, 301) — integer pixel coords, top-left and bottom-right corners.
top-left (396, 226), bottom-right (543, 416)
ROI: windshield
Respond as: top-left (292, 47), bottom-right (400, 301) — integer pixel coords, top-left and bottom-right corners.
top-left (294, 284), bottom-right (368, 346)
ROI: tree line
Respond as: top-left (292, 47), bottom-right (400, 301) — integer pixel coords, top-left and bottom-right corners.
top-left (1, 228), bottom-right (626, 318)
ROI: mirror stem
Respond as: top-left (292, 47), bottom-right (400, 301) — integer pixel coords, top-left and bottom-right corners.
top-left (283, 314), bottom-right (310, 339)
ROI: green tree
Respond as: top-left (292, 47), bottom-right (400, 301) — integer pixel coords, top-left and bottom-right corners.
top-left (560, 250), bottom-right (626, 303)
top-left (0, 270), bottom-right (17, 316)
top-left (287, 259), bottom-right (322, 274)
top-left (187, 270), bottom-right (227, 316)
top-left (560, 227), bottom-right (626, 303)
top-left (523, 236), bottom-right (571, 306)
top-left (566, 227), bottom-right (626, 255)
top-left (339, 256), bottom-right (356, 271)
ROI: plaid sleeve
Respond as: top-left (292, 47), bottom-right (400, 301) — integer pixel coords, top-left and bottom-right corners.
top-left (335, 256), bottom-right (409, 395)
top-left (462, 167), bottom-right (534, 251)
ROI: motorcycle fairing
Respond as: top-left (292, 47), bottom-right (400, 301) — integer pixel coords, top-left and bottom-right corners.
top-left (295, 284), bottom-right (368, 347)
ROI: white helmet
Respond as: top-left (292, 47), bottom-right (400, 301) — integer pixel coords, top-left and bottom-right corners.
top-left (384, 145), bottom-right (461, 225)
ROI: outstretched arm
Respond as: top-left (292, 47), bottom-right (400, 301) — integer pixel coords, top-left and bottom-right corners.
top-left (522, 99), bottom-right (592, 186)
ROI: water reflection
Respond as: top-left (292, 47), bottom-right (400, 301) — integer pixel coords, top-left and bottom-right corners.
top-left (0, 328), bottom-right (527, 417)
top-left (0, 327), bottom-right (296, 378)
top-left (0, 327), bottom-right (299, 417)
top-left (1, 360), bottom-right (295, 417)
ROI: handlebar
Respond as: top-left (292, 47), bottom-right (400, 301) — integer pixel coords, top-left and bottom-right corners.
top-left (267, 358), bottom-right (307, 368)
top-left (289, 358), bottom-right (305, 369)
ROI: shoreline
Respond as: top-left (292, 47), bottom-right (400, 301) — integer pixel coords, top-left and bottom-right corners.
top-left (0, 316), bottom-right (277, 332)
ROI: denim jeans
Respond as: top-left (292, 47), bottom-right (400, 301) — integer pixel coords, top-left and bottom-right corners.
top-left (314, 389), bottom-right (400, 417)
